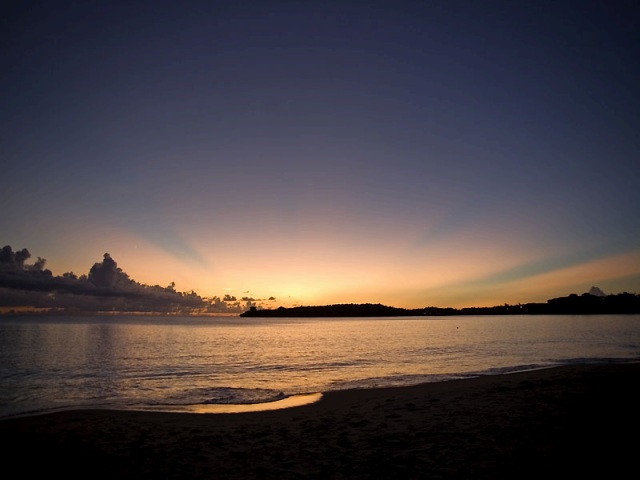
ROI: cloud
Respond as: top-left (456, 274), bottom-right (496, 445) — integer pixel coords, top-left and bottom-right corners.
top-left (0, 246), bottom-right (208, 314)
top-left (0, 246), bottom-right (33, 269)
top-left (0, 245), bottom-right (284, 315)
top-left (88, 253), bottom-right (133, 288)
top-left (205, 296), bottom-right (257, 314)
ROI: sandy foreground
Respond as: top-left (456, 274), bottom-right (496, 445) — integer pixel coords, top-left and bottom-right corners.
top-left (2, 363), bottom-right (638, 479)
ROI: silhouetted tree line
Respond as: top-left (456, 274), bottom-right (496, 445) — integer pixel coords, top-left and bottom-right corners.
top-left (242, 303), bottom-right (411, 318)
top-left (241, 292), bottom-right (640, 317)
top-left (544, 292), bottom-right (640, 315)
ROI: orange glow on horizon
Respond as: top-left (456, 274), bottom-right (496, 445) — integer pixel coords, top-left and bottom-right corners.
top-left (31, 220), bottom-right (640, 311)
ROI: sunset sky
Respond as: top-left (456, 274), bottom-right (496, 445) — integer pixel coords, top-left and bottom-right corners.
top-left (2, 1), bottom-right (639, 310)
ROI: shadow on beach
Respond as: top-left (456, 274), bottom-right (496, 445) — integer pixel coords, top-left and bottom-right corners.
top-left (1, 363), bottom-right (638, 479)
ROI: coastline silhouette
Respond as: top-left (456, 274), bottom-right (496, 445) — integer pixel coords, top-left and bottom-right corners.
top-left (2, 245), bottom-right (639, 316)
top-left (241, 292), bottom-right (640, 317)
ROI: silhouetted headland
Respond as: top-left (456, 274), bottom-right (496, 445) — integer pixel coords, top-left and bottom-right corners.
top-left (241, 292), bottom-right (640, 317)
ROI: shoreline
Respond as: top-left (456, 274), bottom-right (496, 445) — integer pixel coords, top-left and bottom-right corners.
top-left (0, 364), bottom-right (576, 420)
top-left (2, 363), bottom-right (639, 479)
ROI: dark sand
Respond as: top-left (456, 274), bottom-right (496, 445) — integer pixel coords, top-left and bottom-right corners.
top-left (2, 363), bottom-right (638, 479)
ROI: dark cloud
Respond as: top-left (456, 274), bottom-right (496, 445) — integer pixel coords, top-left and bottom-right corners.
top-left (0, 245), bottom-right (282, 315)
top-left (0, 246), bottom-right (208, 314)
top-left (88, 253), bottom-right (133, 288)
top-left (0, 245), bottom-right (35, 270)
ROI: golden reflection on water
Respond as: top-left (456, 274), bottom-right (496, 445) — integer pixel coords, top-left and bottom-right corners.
top-left (125, 393), bottom-right (323, 414)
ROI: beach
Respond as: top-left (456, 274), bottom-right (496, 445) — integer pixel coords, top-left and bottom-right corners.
top-left (1, 363), bottom-right (638, 479)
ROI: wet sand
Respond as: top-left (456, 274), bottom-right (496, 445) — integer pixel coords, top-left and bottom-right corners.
top-left (1, 363), bottom-right (638, 479)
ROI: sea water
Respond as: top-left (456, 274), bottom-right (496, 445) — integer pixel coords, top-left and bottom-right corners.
top-left (1, 314), bottom-right (639, 418)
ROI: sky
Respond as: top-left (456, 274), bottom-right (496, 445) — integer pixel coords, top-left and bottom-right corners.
top-left (2, 0), bottom-right (639, 312)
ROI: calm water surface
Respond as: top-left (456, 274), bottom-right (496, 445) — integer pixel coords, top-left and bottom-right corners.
top-left (1, 314), bottom-right (639, 418)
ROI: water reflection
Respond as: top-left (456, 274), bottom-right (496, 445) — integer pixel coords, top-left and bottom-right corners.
top-left (1, 314), bottom-right (639, 418)
top-left (124, 393), bottom-right (324, 414)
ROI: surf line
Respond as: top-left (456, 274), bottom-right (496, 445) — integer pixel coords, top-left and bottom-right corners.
top-left (125, 393), bottom-right (324, 414)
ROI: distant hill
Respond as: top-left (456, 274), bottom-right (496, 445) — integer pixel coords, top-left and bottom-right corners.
top-left (240, 292), bottom-right (640, 317)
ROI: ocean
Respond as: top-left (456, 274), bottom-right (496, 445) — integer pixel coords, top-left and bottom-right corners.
top-left (1, 314), bottom-right (639, 418)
